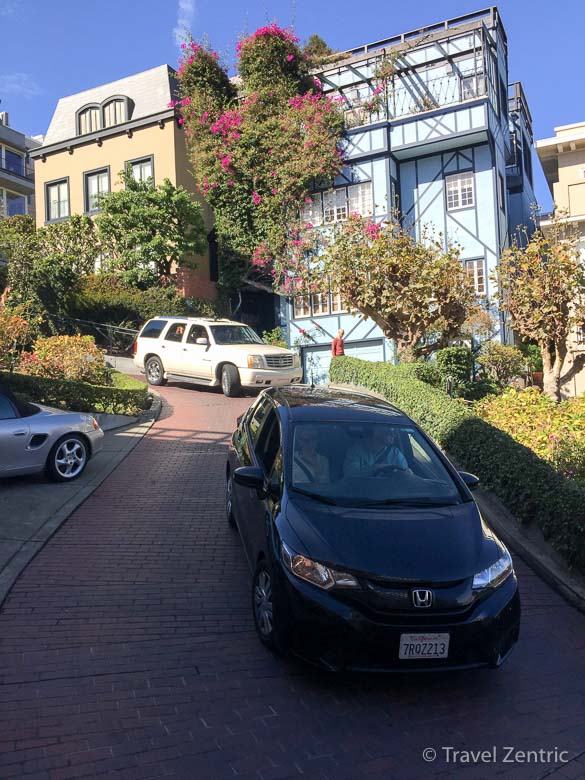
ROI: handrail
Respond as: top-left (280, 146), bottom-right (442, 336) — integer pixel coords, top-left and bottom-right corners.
top-left (0, 160), bottom-right (34, 181)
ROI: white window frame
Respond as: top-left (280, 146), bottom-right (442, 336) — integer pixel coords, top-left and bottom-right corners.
top-left (309, 181), bottom-right (374, 226)
top-left (46, 179), bottom-right (69, 222)
top-left (446, 171), bottom-right (475, 211)
top-left (465, 258), bottom-right (486, 295)
top-left (311, 292), bottom-right (329, 316)
top-left (127, 156), bottom-right (154, 184)
top-left (293, 295), bottom-right (311, 318)
top-left (84, 168), bottom-right (110, 213)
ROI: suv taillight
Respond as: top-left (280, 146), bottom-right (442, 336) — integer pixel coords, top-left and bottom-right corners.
top-left (132, 340), bottom-right (137, 355)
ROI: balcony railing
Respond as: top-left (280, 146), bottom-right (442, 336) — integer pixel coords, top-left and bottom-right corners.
top-left (342, 72), bottom-right (487, 129)
top-left (0, 160), bottom-right (34, 181)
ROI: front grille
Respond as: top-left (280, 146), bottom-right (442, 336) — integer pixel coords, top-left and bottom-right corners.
top-left (265, 354), bottom-right (294, 369)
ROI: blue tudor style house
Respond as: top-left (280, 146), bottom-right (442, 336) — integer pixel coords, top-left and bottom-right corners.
top-left (281, 7), bottom-right (536, 384)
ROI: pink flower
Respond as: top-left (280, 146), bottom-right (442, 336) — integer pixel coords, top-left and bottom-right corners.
top-left (177, 117), bottom-right (184, 125)
top-left (286, 54), bottom-right (294, 62)
top-left (304, 197), bottom-right (312, 204)
top-left (373, 86), bottom-right (383, 95)
top-left (227, 180), bottom-right (234, 186)
top-left (220, 155), bottom-right (231, 170)
top-left (271, 188), bottom-right (278, 195)
top-left (305, 222), bottom-right (313, 229)
top-left (252, 191), bottom-right (262, 205)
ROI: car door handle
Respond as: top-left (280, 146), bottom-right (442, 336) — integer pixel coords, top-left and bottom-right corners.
top-left (13, 430), bottom-right (27, 436)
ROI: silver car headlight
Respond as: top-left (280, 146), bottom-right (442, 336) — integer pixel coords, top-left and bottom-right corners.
top-left (472, 548), bottom-right (513, 590)
top-left (247, 354), bottom-right (265, 369)
top-left (281, 541), bottom-right (359, 590)
top-left (292, 354), bottom-right (300, 368)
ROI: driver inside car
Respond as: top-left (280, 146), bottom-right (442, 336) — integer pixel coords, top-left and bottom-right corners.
top-left (344, 425), bottom-right (408, 477)
top-left (293, 427), bottom-right (330, 484)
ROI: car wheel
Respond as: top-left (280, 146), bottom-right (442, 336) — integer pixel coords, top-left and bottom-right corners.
top-left (226, 471), bottom-right (236, 528)
top-left (221, 364), bottom-right (241, 397)
top-left (46, 434), bottom-right (88, 482)
top-left (252, 560), bottom-right (290, 655)
top-left (145, 356), bottom-right (166, 386)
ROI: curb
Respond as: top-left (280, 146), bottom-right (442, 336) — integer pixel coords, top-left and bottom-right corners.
top-left (329, 382), bottom-right (585, 617)
top-left (0, 392), bottom-right (163, 608)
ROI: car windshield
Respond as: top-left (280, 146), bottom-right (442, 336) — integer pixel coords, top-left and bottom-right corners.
top-left (289, 421), bottom-right (463, 507)
top-left (210, 325), bottom-right (263, 345)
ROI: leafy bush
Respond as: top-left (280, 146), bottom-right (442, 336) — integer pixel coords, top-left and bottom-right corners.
top-left (64, 275), bottom-right (225, 329)
top-left (330, 357), bottom-right (585, 573)
top-left (434, 346), bottom-right (474, 396)
top-left (476, 388), bottom-right (585, 484)
top-left (262, 327), bottom-right (288, 349)
top-left (1, 371), bottom-right (150, 416)
top-left (18, 335), bottom-right (110, 385)
top-left (391, 361), bottom-right (441, 387)
top-left (479, 342), bottom-right (526, 387)
top-left (0, 308), bottom-right (31, 370)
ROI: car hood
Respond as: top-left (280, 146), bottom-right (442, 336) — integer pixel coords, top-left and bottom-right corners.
top-left (217, 344), bottom-right (294, 356)
top-left (282, 496), bottom-right (494, 583)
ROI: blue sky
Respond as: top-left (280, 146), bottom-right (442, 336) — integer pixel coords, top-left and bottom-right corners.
top-left (1, 0), bottom-right (584, 209)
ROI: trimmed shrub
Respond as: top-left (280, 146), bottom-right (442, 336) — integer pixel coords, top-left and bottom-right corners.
top-left (330, 356), bottom-right (585, 573)
top-left (1, 370), bottom-right (150, 416)
top-left (434, 346), bottom-right (473, 396)
top-left (0, 308), bottom-right (31, 370)
top-left (64, 275), bottom-right (226, 329)
top-left (391, 361), bottom-right (441, 387)
top-left (18, 335), bottom-right (110, 385)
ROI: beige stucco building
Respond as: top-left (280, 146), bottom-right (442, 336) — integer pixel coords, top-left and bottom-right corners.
top-left (536, 121), bottom-right (585, 397)
top-left (29, 65), bottom-right (216, 300)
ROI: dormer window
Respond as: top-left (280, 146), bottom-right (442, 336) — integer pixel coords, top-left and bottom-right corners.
top-left (77, 105), bottom-right (101, 135)
top-left (103, 98), bottom-right (127, 128)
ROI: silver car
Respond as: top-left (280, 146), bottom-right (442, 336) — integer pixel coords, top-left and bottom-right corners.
top-left (0, 389), bottom-right (104, 482)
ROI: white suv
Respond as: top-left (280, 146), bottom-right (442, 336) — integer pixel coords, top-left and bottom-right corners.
top-left (133, 317), bottom-right (302, 396)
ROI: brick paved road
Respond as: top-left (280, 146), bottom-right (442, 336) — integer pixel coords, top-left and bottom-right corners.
top-left (1, 383), bottom-right (585, 780)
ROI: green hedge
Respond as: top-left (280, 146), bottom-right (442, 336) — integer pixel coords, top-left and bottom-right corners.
top-left (330, 357), bottom-right (585, 573)
top-left (1, 371), bottom-right (151, 416)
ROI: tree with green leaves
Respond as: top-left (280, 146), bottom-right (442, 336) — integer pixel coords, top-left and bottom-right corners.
top-left (175, 27), bottom-right (344, 290)
top-left (96, 171), bottom-right (207, 289)
top-left (284, 214), bottom-right (480, 359)
top-left (479, 342), bottom-right (526, 388)
top-left (496, 216), bottom-right (585, 401)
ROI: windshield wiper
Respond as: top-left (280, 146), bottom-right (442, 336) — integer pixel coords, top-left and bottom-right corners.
top-left (351, 498), bottom-right (458, 508)
top-left (290, 487), bottom-right (338, 505)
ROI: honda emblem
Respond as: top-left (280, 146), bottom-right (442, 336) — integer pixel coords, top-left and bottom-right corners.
top-left (412, 589), bottom-right (433, 608)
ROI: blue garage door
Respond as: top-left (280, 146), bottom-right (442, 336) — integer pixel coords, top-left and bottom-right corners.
top-left (302, 339), bottom-right (385, 385)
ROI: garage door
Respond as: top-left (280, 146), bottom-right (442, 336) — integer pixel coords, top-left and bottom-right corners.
top-left (302, 339), bottom-right (385, 385)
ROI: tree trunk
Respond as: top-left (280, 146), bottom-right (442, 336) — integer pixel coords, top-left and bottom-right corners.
top-left (541, 343), bottom-right (561, 402)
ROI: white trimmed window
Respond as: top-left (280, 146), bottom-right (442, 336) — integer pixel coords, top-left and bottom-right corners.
top-left (311, 292), bottom-right (329, 316)
top-left (301, 194), bottom-right (322, 226)
top-left (309, 181), bottom-right (374, 226)
top-left (446, 172), bottom-right (474, 210)
top-left (128, 157), bottom-right (153, 184)
top-left (465, 258), bottom-right (486, 295)
top-left (293, 296), bottom-right (311, 318)
top-left (331, 291), bottom-right (346, 313)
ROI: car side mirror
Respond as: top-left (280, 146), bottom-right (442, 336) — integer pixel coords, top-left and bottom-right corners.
top-left (233, 466), bottom-right (265, 495)
top-left (459, 471), bottom-right (480, 491)
top-left (195, 337), bottom-right (209, 346)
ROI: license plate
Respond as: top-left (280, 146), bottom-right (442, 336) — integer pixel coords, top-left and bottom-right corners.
top-left (399, 633), bottom-right (450, 660)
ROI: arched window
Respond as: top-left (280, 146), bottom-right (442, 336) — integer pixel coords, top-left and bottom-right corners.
top-left (77, 105), bottom-right (101, 135)
top-left (103, 98), bottom-right (127, 128)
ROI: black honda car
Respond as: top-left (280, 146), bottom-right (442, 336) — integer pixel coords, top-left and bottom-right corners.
top-left (226, 386), bottom-right (520, 672)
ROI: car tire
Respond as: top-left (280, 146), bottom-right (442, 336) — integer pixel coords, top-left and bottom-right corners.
top-left (221, 364), bottom-right (241, 397)
top-left (46, 434), bottom-right (89, 482)
top-left (226, 470), bottom-right (236, 528)
top-left (252, 559), bottom-right (290, 655)
top-left (145, 356), bottom-right (166, 386)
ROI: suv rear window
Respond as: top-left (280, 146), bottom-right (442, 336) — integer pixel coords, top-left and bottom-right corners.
top-left (140, 319), bottom-right (167, 339)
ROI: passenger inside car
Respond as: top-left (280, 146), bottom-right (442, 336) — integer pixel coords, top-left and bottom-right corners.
top-left (293, 427), bottom-right (330, 484)
top-left (344, 425), bottom-right (408, 477)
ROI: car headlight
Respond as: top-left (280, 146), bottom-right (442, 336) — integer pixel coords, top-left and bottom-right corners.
top-left (281, 541), bottom-right (359, 590)
top-left (292, 354), bottom-right (300, 368)
top-left (472, 548), bottom-right (513, 589)
top-left (247, 354), bottom-right (265, 369)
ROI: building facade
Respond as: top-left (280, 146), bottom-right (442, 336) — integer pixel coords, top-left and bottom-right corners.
top-left (29, 65), bottom-right (216, 300)
top-left (0, 112), bottom-right (40, 223)
top-left (536, 121), bottom-right (585, 397)
top-left (284, 7), bottom-right (536, 383)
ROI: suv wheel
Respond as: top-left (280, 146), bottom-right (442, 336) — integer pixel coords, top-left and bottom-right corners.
top-left (145, 356), bottom-right (166, 386)
top-left (252, 560), bottom-right (290, 655)
top-left (221, 364), bottom-right (241, 397)
top-left (226, 471), bottom-right (236, 528)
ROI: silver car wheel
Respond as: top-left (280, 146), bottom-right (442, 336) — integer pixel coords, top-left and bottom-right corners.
top-left (54, 438), bottom-right (87, 479)
top-left (222, 370), bottom-right (230, 395)
top-left (254, 571), bottom-right (274, 637)
top-left (147, 361), bottom-right (161, 382)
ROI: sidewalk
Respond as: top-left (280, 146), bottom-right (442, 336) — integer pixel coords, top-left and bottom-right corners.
top-left (0, 398), bottom-right (160, 606)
